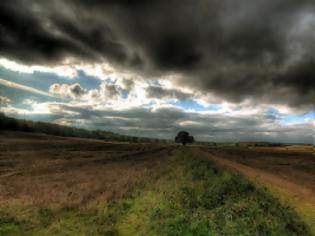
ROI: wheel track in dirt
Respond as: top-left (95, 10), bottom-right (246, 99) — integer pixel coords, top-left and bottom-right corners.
top-left (201, 149), bottom-right (315, 233)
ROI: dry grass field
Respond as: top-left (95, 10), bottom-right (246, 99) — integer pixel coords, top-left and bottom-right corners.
top-left (203, 145), bottom-right (315, 232)
top-left (0, 131), bottom-right (173, 208)
top-left (204, 145), bottom-right (314, 192)
top-left (0, 131), bottom-right (313, 235)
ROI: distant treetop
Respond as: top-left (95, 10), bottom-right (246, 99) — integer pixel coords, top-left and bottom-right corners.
top-left (175, 131), bottom-right (194, 145)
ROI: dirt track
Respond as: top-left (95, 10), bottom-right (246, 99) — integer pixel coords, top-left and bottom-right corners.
top-left (208, 154), bottom-right (315, 204)
top-left (204, 146), bottom-right (315, 191)
top-left (202, 147), bottom-right (315, 230)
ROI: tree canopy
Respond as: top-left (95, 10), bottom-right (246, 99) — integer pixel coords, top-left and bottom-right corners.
top-left (175, 131), bottom-right (195, 145)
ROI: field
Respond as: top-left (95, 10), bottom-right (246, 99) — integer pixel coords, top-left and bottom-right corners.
top-left (0, 131), bottom-right (314, 235)
top-left (204, 145), bottom-right (315, 233)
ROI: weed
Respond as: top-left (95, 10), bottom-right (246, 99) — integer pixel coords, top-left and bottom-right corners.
top-left (38, 208), bottom-right (54, 227)
top-left (0, 215), bottom-right (21, 236)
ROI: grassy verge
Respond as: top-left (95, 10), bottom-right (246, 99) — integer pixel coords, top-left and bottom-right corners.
top-left (264, 184), bottom-right (315, 234)
top-left (0, 147), bottom-right (311, 235)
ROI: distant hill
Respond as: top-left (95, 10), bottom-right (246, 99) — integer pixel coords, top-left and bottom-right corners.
top-left (0, 113), bottom-right (170, 143)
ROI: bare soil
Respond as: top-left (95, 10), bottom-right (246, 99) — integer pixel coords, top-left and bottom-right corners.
top-left (201, 145), bottom-right (315, 229)
top-left (0, 131), bottom-right (174, 208)
top-left (204, 146), bottom-right (315, 192)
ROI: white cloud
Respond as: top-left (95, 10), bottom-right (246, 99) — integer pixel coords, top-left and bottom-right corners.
top-left (5, 99), bottom-right (311, 144)
top-left (1, 57), bottom-right (312, 144)
top-left (49, 83), bottom-right (86, 99)
top-left (0, 78), bottom-right (56, 98)
top-left (100, 83), bottom-right (120, 99)
top-left (0, 96), bottom-right (10, 106)
top-left (0, 57), bottom-right (79, 78)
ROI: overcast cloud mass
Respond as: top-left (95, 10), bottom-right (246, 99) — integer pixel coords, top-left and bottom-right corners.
top-left (0, 0), bottom-right (314, 143)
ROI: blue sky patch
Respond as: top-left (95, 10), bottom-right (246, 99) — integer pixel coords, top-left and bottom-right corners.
top-left (171, 100), bottom-right (221, 112)
top-left (281, 111), bottom-right (314, 124)
top-left (0, 67), bottom-right (101, 92)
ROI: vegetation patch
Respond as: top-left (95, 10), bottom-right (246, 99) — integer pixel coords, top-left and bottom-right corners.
top-left (0, 147), bottom-right (311, 235)
top-left (0, 214), bottom-right (21, 236)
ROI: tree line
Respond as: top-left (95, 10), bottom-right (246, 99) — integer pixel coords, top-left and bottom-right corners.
top-left (0, 113), bottom-right (172, 143)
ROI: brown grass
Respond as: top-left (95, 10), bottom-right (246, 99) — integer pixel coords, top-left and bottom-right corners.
top-left (0, 131), bottom-right (174, 208)
top-left (203, 145), bottom-right (315, 191)
top-left (201, 145), bottom-right (315, 232)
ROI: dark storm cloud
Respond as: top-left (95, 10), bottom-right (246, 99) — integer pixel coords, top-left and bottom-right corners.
top-left (0, 0), bottom-right (130, 64)
top-left (69, 84), bottom-right (86, 98)
top-left (146, 86), bottom-right (192, 100)
top-left (0, 0), bottom-right (314, 106)
top-left (46, 104), bottom-right (312, 143)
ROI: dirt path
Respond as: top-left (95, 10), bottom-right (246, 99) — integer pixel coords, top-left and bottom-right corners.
top-left (205, 152), bottom-right (315, 231)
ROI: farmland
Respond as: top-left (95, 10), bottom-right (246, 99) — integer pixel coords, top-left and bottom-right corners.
top-left (0, 131), bottom-right (314, 235)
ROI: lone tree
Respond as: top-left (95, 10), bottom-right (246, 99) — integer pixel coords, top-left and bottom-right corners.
top-left (175, 131), bottom-right (195, 145)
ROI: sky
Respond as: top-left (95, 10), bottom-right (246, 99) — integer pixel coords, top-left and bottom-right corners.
top-left (0, 0), bottom-right (314, 143)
